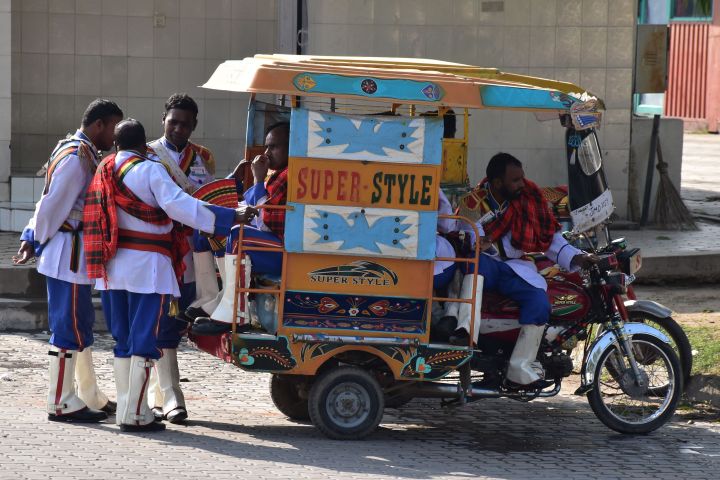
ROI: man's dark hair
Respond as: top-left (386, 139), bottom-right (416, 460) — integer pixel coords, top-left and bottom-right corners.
top-left (115, 119), bottom-right (146, 151)
top-left (164, 93), bottom-right (198, 118)
top-left (486, 152), bottom-right (523, 181)
top-left (81, 99), bottom-right (123, 127)
top-left (265, 121), bottom-right (290, 139)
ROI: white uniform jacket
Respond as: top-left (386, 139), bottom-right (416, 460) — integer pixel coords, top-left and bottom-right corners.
top-left (94, 150), bottom-right (231, 297)
top-left (21, 131), bottom-right (99, 285)
top-left (146, 136), bottom-right (215, 284)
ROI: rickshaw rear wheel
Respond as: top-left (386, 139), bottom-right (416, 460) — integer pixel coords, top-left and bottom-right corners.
top-left (308, 366), bottom-right (384, 440)
top-left (270, 374), bottom-right (310, 421)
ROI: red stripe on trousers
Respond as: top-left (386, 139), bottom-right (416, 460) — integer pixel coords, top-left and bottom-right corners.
top-left (71, 284), bottom-right (83, 349)
top-left (135, 362), bottom-right (151, 425)
top-left (54, 349), bottom-right (66, 415)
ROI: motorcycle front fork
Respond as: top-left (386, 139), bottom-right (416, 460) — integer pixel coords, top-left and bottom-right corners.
top-left (605, 314), bottom-right (647, 389)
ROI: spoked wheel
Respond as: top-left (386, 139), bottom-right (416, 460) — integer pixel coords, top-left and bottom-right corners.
top-left (628, 312), bottom-right (692, 388)
top-left (270, 374), bottom-right (310, 421)
top-left (587, 334), bottom-right (682, 434)
top-left (308, 367), bottom-right (384, 440)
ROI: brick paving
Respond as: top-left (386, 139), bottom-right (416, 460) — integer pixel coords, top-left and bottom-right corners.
top-left (0, 332), bottom-right (718, 480)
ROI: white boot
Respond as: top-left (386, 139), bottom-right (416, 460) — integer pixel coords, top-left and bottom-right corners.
top-left (146, 366), bottom-right (162, 415)
top-left (454, 274), bottom-right (484, 343)
top-left (200, 255), bottom-right (226, 314)
top-left (152, 349), bottom-right (187, 423)
top-left (75, 347), bottom-right (111, 411)
top-left (118, 356), bottom-right (164, 431)
top-left (506, 324), bottom-right (546, 385)
top-left (47, 347), bottom-right (106, 422)
top-left (189, 251), bottom-right (219, 309)
top-left (208, 253), bottom-right (252, 325)
top-left (113, 357), bottom-right (131, 426)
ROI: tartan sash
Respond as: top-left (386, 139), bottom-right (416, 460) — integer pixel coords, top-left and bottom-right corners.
top-left (458, 179), bottom-right (560, 253)
top-left (83, 153), bottom-right (189, 284)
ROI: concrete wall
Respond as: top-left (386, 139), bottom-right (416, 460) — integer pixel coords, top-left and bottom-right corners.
top-left (6, 0), bottom-right (638, 221)
top-left (306, 0), bottom-right (636, 218)
top-left (0, 0), bottom-right (10, 205)
top-left (628, 116), bottom-right (683, 222)
top-left (9, 0), bottom-right (277, 178)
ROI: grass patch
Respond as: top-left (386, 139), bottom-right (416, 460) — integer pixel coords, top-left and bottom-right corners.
top-left (684, 325), bottom-right (720, 376)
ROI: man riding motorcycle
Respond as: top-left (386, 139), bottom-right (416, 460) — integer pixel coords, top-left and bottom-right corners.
top-left (453, 152), bottom-right (597, 388)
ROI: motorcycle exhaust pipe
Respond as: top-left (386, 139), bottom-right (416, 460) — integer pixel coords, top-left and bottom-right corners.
top-left (404, 382), bottom-right (502, 399)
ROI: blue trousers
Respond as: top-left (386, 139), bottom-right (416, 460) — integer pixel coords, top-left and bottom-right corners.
top-left (46, 277), bottom-right (95, 350)
top-left (228, 225), bottom-right (283, 275)
top-left (474, 256), bottom-right (550, 325)
top-left (100, 290), bottom-right (169, 359)
top-left (155, 281), bottom-right (196, 349)
top-left (433, 263), bottom-right (457, 290)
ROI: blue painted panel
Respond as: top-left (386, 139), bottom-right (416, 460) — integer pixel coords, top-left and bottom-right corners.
top-left (480, 85), bottom-right (579, 110)
top-left (417, 211), bottom-right (439, 260)
top-left (289, 108), bottom-right (309, 161)
top-left (283, 202), bottom-right (305, 253)
top-left (284, 202), bottom-right (438, 260)
top-left (289, 108), bottom-right (443, 165)
top-left (293, 72), bottom-right (444, 102)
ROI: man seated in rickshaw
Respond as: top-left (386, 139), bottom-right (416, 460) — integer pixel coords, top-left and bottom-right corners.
top-left (191, 122), bottom-right (289, 335)
top-left (453, 153), bottom-right (596, 388)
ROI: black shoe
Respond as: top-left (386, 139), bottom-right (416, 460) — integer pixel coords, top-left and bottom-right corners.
top-left (431, 316), bottom-right (458, 342)
top-left (448, 328), bottom-right (470, 346)
top-left (184, 306), bottom-right (210, 322)
top-left (166, 407), bottom-right (188, 424)
top-left (151, 407), bottom-right (164, 420)
top-left (504, 378), bottom-right (554, 391)
top-left (120, 422), bottom-right (167, 432)
top-left (100, 400), bottom-right (117, 414)
top-left (191, 319), bottom-right (233, 335)
top-left (48, 407), bottom-right (108, 423)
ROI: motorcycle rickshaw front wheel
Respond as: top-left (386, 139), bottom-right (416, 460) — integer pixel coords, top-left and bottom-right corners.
top-left (308, 366), bottom-right (385, 440)
top-left (587, 334), bottom-right (682, 434)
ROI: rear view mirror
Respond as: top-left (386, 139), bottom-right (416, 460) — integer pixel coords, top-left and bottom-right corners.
top-left (578, 133), bottom-right (602, 176)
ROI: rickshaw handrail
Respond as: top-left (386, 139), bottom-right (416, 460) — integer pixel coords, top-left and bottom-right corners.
top-left (434, 213), bottom-right (483, 348)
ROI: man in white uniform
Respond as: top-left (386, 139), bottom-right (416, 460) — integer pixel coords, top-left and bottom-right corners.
top-left (145, 93), bottom-right (218, 423)
top-left (83, 119), bottom-right (252, 432)
top-left (14, 99), bottom-right (123, 422)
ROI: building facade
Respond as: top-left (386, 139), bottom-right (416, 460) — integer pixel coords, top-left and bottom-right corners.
top-left (2, 0), bottom-right (639, 230)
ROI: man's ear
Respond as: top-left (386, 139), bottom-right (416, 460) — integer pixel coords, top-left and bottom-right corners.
top-left (192, 118), bottom-right (198, 132)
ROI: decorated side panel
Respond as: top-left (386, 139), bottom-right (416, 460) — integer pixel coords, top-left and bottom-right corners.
top-left (285, 203), bottom-right (437, 260)
top-left (289, 108), bottom-right (443, 164)
top-left (287, 157), bottom-right (440, 210)
top-left (284, 253), bottom-right (433, 297)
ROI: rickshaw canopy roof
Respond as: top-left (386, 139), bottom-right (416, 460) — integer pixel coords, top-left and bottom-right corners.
top-left (201, 54), bottom-right (604, 113)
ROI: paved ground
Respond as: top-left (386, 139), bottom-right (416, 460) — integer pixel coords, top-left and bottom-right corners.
top-left (0, 332), bottom-right (718, 480)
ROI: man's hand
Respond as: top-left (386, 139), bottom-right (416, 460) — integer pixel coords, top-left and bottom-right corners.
top-left (478, 236), bottom-right (494, 252)
top-left (12, 241), bottom-right (34, 265)
top-left (571, 253), bottom-right (600, 270)
top-left (235, 206), bottom-right (259, 224)
top-left (230, 158), bottom-right (251, 183)
top-left (251, 154), bottom-right (270, 185)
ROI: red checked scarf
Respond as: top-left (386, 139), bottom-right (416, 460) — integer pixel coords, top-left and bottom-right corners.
top-left (83, 153), bottom-right (190, 284)
top-left (468, 178), bottom-right (560, 253)
top-left (261, 168), bottom-right (288, 240)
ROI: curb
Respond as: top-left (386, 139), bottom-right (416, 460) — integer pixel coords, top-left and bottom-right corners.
top-left (0, 297), bottom-right (108, 333)
top-left (686, 375), bottom-right (720, 409)
top-left (633, 252), bottom-right (720, 284)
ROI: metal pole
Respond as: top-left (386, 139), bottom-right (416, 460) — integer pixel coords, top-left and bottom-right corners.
top-left (640, 114), bottom-right (660, 226)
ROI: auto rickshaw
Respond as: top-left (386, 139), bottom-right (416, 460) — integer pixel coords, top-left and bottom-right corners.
top-left (189, 55), bottom-right (682, 439)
